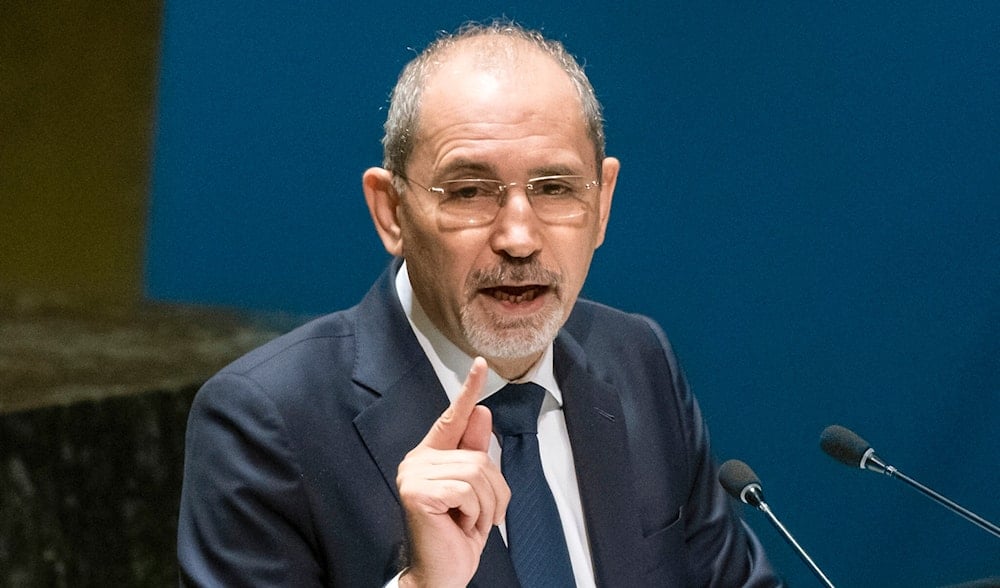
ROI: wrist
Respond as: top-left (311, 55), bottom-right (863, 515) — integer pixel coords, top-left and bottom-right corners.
top-left (398, 568), bottom-right (422, 588)
top-left (399, 567), bottom-right (467, 588)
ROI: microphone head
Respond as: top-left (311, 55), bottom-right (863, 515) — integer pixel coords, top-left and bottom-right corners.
top-left (718, 459), bottom-right (764, 506)
top-left (820, 424), bottom-right (872, 467)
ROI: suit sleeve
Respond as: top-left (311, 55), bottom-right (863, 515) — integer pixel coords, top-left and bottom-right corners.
top-left (639, 315), bottom-right (783, 587)
top-left (177, 372), bottom-right (323, 587)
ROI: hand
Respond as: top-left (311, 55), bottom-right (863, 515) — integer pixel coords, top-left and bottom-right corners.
top-left (396, 357), bottom-right (510, 588)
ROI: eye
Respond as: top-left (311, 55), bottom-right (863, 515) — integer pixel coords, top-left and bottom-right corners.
top-left (439, 180), bottom-right (500, 202)
top-left (529, 176), bottom-right (579, 197)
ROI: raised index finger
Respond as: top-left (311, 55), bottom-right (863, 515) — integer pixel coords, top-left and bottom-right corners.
top-left (419, 356), bottom-right (489, 450)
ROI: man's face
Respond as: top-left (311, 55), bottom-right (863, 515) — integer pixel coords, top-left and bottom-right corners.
top-left (396, 44), bottom-right (618, 377)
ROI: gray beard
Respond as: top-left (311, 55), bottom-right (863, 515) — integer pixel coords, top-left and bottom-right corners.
top-left (460, 260), bottom-right (565, 359)
top-left (459, 300), bottom-right (564, 360)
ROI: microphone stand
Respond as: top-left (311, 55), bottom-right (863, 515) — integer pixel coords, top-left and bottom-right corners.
top-left (862, 450), bottom-right (1000, 539)
top-left (743, 485), bottom-right (837, 588)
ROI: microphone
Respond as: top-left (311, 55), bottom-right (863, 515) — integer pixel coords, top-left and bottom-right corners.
top-left (820, 424), bottom-right (1000, 539)
top-left (719, 459), bottom-right (837, 588)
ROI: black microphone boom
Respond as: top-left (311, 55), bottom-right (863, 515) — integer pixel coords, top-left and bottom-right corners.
top-left (820, 424), bottom-right (1000, 539)
top-left (719, 459), bottom-right (837, 588)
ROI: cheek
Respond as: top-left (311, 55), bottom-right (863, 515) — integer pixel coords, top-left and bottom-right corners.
top-left (551, 229), bottom-right (600, 275)
top-left (399, 206), bottom-right (440, 262)
top-left (400, 212), bottom-right (479, 293)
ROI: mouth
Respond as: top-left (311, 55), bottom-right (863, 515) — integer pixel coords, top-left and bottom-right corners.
top-left (480, 284), bottom-right (550, 303)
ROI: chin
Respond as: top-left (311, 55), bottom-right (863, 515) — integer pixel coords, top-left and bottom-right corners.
top-left (461, 309), bottom-right (563, 360)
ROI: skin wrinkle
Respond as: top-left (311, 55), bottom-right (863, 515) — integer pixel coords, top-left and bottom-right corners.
top-left (383, 23), bottom-right (606, 184)
top-left (366, 32), bottom-right (618, 380)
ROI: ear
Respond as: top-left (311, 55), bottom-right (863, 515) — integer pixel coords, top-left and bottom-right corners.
top-left (362, 167), bottom-right (403, 256)
top-left (594, 157), bottom-right (619, 248)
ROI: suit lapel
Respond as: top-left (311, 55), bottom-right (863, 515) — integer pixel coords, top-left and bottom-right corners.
top-left (555, 333), bottom-right (646, 587)
top-left (349, 263), bottom-right (519, 586)
top-left (352, 262), bottom-right (446, 492)
top-left (350, 264), bottom-right (648, 585)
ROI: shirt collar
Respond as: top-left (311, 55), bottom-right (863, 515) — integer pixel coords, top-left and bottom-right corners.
top-left (395, 261), bottom-right (561, 405)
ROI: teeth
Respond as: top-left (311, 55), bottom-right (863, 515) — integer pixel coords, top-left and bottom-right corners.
top-left (491, 287), bottom-right (538, 303)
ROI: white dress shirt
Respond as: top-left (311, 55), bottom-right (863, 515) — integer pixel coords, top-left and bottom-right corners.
top-left (394, 262), bottom-right (596, 587)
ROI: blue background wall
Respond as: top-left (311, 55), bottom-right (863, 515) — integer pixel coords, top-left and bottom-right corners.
top-left (147, 2), bottom-right (999, 585)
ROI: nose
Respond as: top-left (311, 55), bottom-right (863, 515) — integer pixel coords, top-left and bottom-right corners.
top-left (489, 187), bottom-right (543, 259)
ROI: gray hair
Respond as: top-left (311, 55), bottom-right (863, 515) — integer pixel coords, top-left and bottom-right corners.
top-left (381, 21), bottom-right (606, 184)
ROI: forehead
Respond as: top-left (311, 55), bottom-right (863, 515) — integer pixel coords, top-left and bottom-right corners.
top-left (413, 39), bottom-right (592, 171)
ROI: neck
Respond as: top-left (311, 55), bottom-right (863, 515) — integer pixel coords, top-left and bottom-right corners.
top-left (487, 352), bottom-right (544, 381)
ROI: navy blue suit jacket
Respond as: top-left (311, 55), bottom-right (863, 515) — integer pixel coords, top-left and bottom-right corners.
top-left (177, 262), bottom-right (781, 586)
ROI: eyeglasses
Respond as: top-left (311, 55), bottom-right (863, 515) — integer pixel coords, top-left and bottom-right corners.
top-left (397, 174), bottom-right (600, 228)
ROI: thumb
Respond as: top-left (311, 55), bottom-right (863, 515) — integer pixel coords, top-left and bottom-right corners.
top-left (419, 356), bottom-right (489, 450)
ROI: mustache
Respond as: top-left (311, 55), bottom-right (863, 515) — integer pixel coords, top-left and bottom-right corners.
top-left (467, 260), bottom-right (563, 289)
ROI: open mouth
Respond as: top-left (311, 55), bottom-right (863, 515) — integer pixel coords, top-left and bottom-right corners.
top-left (481, 284), bottom-right (549, 303)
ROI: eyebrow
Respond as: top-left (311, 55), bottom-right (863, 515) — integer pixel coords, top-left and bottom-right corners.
top-left (526, 164), bottom-right (581, 178)
top-left (435, 160), bottom-right (585, 181)
top-left (435, 160), bottom-right (496, 180)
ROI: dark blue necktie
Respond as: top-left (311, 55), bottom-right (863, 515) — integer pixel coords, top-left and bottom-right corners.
top-left (481, 383), bottom-right (576, 588)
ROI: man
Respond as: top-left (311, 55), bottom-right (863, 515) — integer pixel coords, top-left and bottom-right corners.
top-left (178, 21), bottom-right (780, 587)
